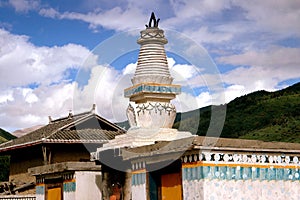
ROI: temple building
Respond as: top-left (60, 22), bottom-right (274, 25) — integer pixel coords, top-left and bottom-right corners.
top-left (0, 105), bottom-right (124, 199)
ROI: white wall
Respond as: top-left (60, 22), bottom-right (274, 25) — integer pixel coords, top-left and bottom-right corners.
top-left (75, 171), bottom-right (102, 200)
top-left (182, 179), bottom-right (300, 200)
top-left (131, 172), bottom-right (146, 200)
top-left (132, 184), bottom-right (146, 200)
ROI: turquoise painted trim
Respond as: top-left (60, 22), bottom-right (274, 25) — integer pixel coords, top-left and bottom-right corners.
top-left (182, 166), bottom-right (300, 181)
top-left (132, 173), bottom-right (146, 186)
top-left (124, 84), bottom-right (181, 97)
top-left (63, 182), bottom-right (76, 192)
top-left (36, 185), bottom-right (44, 195)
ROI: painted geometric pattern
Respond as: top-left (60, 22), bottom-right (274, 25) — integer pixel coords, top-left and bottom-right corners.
top-left (182, 165), bottom-right (300, 181)
top-left (36, 185), bottom-right (45, 195)
top-left (125, 84), bottom-right (180, 97)
top-left (63, 181), bottom-right (76, 192)
top-left (132, 173), bottom-right (146, 186)
top-left (181, 153), bottom-right (300, 165)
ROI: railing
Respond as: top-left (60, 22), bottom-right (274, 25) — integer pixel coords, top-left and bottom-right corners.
top-left (0, 195), bottom-right (35, 200)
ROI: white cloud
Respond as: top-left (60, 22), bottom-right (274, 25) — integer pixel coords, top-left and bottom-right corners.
top-left (217, 46), bottom-right (300, 91)
top-left (35, 1), bottom-right (300, 54)
top-left (168, 0), bottom-right (230, 21)
top-left (173, 91), bottom-right (212, 113)
top-left (0, 29), bottom-right (99, 131)
top-left (8, 0), bottom-right (40, 12)
top-left (232, 0), bottom-right (300, 37)
top-left (169, 58), bottom-right (198, 81)
top-left (0, 90), bottom-right (14, 103)
top-left (39, 7), bottom-right (60, 18)
top-left (22, 88), bottom-right (39, 103)
top-left (122, 62), bottom-right (136, 75)
top-left (223, 84), bottom-right (246, 103)
top-left (39, 6), bottom-right (146, 31)
top-left (0, 29), bottom-right (98, 89)
top-left (0, 83), bottom-right (75, 131)
top-left (183, 26), bottom-right (233, 44)
top-left (73, 64), bottom-right (131, 122)
top-left (218, 46), bottom-right (300, 70)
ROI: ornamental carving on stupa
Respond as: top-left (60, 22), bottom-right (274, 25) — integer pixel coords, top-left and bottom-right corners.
top-left (124, 12), bottom-right (181, 129)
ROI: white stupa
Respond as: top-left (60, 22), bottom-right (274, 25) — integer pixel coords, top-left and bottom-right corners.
top-left (95, 13), bottom-right (192, 151)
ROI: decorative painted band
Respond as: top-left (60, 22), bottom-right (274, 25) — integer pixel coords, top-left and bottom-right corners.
top-left (36, 172), bottom-right (74, 184)
top-left (63, 181), bottom-right (76, 192)
top-left (132, 173), bottom-right (146, 186)
top-left (124, 84), bottom-right (181, 97)
top-left (36, 185), bottom-right (45, 195)
top-left (182, 165), bottom-right (300, 181)
top-left (181, 153), bottom-right (300, 165)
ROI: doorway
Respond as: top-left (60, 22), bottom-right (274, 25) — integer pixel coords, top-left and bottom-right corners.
top-left (45, 178), bottom-right (63, 200)
top-left (148, 160), bottom-right (182, 200)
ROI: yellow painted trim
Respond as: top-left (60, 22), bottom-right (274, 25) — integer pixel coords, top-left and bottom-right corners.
top-left (36, 183), bottom-right (45, 186)
top-left (132, 169), bottom-right (146, 174)
top-left (63, 179), bottom-right (76, 183)
top-left (182, 161), bottom-right (299, 169)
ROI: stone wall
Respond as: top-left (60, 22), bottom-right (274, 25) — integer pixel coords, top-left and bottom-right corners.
top-left (9, 146), bottom-right (43, 190)
top-left (50, 144), bottom-right (91, 163)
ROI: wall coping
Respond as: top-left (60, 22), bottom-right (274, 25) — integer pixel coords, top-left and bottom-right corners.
top-left (28, 161), bottom-right (101, 176)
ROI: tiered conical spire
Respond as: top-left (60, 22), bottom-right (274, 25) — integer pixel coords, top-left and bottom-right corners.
top-left (124, 12), bottom-right (181, 128)
top-left (132, 25), bottom-right (172, 85)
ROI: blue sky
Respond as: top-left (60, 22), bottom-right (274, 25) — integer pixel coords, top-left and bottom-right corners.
top-left (0, 0), bottom-right (300, 132)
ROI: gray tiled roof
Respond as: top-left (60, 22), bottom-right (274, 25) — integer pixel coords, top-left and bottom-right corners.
top-left (0, 111), bottom-right (125, 152)
top-left (192, 136), bottom-right (300, 151)
top-left (46, 129), bottom-right (123, 143)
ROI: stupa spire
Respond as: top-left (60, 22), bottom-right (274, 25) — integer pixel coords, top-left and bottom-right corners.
top-left (132, 12), bottom-right (172, 85)
top-left (124, 12), bottom-right (181, 129)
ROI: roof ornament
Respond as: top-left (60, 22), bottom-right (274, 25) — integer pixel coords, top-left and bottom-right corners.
top-left (68, 110), bottom-right (73, 119)
top-left (145, 12), bottom-right (160, 28)
top-left (48, 116), bottom-right (52, 124)
top-left (91, 104), bottom-right (96, 114)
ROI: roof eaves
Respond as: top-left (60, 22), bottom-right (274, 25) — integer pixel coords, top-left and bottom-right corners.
top-left (43, 139), bottom-right (108, 144)
top-left (0, 140), bottom-right (43, 152)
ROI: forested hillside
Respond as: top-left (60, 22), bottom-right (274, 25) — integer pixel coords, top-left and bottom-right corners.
top-left (174, 82), bottom-right (300, 143)
top-left (0, 128), bottom-right (16, 144)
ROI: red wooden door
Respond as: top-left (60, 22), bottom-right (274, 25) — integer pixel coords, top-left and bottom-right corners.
top-left (161, 173), bottom-right (182, 200)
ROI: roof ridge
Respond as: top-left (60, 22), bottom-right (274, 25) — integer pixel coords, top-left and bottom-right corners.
top-left (93, 114), bottom-right (126, 132)
top-left (45, 112), bottom-right (94, 140)
top-left (50, 110), bottom-right (92, 123)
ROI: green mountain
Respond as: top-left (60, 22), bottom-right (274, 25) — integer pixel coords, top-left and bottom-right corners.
top-left (117, 82), bottom-right (300, 143)
top-left (174, 82), bottom-right (300, 143)
top-left (0, 128), bottom-right (16, 144)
